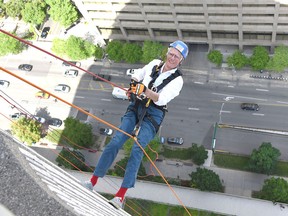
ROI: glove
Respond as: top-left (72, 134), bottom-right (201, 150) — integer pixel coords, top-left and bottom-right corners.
top-left (130, 82), bottom-right (146, 96)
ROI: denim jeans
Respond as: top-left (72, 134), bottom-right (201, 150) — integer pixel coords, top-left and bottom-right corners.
top-left (93, 102), bottom-right (165, 188)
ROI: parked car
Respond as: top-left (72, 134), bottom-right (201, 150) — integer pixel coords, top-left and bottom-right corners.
top-left (34, 116), bottom-right (46, 124)
top-left (0, 80), bottom-right (10, 88)
top-left (93, 73), bottom-right (111, 81)
top-left (41, 27), bottom-right (50, 39)
top-left (47, 118), bottom-right (62, 127)
top-left (62, 61), bottom-right (81, 67)
top-left (54, 84), bottom-right (70, 93)
top-left (64, 69), bottom-right (78, 78)
top-left (35, 91), bottom-right (50, 99)
top-left (10, 113), bottom-right (25, 119)
top-left (112, 87), bottom-right (128, 100)
top-left (126, 69), bottom-right (137, 76)
top-left (167, 137), bottom-right (184, 145)
top-left (240, 103), bottom-right (259, 111)
top-left (100, 128), bottom-right (113, 136)
top-left (18, 64), bottom-right (33, 71)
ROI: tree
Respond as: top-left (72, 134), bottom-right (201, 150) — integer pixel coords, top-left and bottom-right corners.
top-left (0, 32), bottom-right (24, 56)
top-left (123, 136), bottom-right (161, 162)
top-left (108, 157), bottom-right (146, 177)
top-left (51, 38), bottom-right (66, 57)
top-left (46, 0), bottom-right (79, 27)
top-left (106, 40), bottom-right (124, 62)
top-left (257, 177), bottom-right (288, 203)
top-left (56, 148), bottom-right (87, 171)
top-left (142, 40), bottom-right (166, 63)
top-left (227, 50), bottom-right (249, 69)
top-left (4, 0), bottom-right (24, 18)
top-left (189, 167), bottom-right (223, 192)
top-left (46, 129), bottom-right (63, 144)
top-left (266, 45), bottom-right (288, 72)
top-left (122, 42), bottom-right (142, 64)
top-left (21, 1), bottom-right (47, 25)
top-left (249, 46), bottom-right (270, 71)
top-left (207, 50), bottom-right (223, 67)
top-left (191, 144), bottom-right (208, 165)
top-left (10, 117), bottom-right (42, 145)
top-left (61, 117), bottom-right (94, 149)
top-left (248, 142), bottom-right (280, 175)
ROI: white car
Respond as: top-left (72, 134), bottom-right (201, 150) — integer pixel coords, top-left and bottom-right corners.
top-left (126, 69), bottom-right (137, 76)
top-left (54, 84), bottom-right (70, 93)
top-left (64, 69), bottom-right (78, 78)
top-left (112, 87), bottom-right (128, 100)
top-left (0, 80), bottom-right (10, 88)
top-left (34, 116), bottom-right (46, 124)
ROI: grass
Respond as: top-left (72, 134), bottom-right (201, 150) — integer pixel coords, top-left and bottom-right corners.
top-left (161, 145), bottom-right (192, 160)
top-left (214, 152), bottom-right (288, 177)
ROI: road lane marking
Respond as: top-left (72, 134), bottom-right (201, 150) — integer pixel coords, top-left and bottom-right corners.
top-left (101, 98), bottom-right (111, 101)
top-left (75, 96), bottom-right (85, 98)
top-left (194, 81), bottom-right (204, 85)
top-left (256, 88), bottom-right (269, 92)
top-left (220, 110), bottom-right (231, 113)
top-left (188, 107), bottom-right (199, 110)
top-left (277, 101), bottom-right (288, 104)
top-left (253, 113), bottom-right (264, 116)
top-left (212, 92), bottom-right (267, 101)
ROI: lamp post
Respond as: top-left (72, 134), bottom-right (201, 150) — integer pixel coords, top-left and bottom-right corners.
top-left (219, 96), bottom-right (234, 124)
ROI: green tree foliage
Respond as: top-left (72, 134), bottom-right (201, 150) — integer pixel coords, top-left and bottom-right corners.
top-left (248, 142), bottom-right (281, 175)
top-left (189, 167), bottom-right (223, 192)
top-left (227, 50), bottom-right (249, 69)
top-left (51, 36), bottom-right (97, 60)
top-left (123, 137), bottom-right (161, 162)
top-left (257, 177), bottom-right (288, 203)
top-left (4, 0), bottom-right (24, 18)
top-left (10, 117), bottom-right (42, 145)
top-left (0, 32), bottom-right (24, 56)
top-left (108, 157), bottom-right (146, 177)
top-left (106, 40), bottom-right (124, 62)
top-left (56, 148), bottom-right (87, 171)
top-left (94, 45), bottom-right (104, 59)
top-left (61, 117), bottom-right (93, 149)
top-left (46, 129), bottom-right (63, 144)
top-left (45, 0), bottom-right (79, 27)
top-left (266, 45), bottom-right (288, 72)
top-left (249, 46), bottom-right (270, 71)
top-left (142, 41), bottom-right (166, 63)
top-left (122, 43), bottom-right (142, 64)
top-left (21, 1), bottom-right (47, 25)
top-left (207, 50), bottom-right (223, 67)
top-left (191, 144), bottom-right (208, 165)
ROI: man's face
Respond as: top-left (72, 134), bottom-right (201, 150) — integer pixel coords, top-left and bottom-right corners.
top-left (166, 47), bottom-right (183, 68)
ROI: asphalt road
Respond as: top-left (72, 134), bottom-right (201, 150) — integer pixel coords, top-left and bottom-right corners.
top-left (1, 52), bottom-right (288, 160)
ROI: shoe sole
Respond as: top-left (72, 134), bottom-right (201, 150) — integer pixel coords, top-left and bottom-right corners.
top-left (108, 200), bottom-right (121, 209)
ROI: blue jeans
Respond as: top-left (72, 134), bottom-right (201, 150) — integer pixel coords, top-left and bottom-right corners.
top-left (93, 102), bottom-right (165, 188)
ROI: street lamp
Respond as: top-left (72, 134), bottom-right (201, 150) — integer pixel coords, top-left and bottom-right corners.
top-left (218, 96), bottom-right (234, 124)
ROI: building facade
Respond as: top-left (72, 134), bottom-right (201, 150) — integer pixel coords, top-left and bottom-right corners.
top-left (74, 0), bottom-right (288, 51)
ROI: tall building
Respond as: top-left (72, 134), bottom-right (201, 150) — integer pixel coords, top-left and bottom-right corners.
top-left (74, 0), bottom-right (288, 51)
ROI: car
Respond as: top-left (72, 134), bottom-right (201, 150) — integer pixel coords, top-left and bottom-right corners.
top-left (18, 64), bottom-right (33, 71)
top-left (240, 103), bottom-right (259, 111)
top-left (99, 128), bottom-right (113, 136)
top-left (40, 27), bottom-right (50, 39)
top-left (54, 84), bottom-right (70, 93)
top-left (35, 91), bottom-right (50, 99)
top-left (64, 69), bottom-right (78, 78)
top-left (93, 73), bottom-right (111, 81)
top-left (62, 61), bottom-right (81, 67)
top-left (167, 137), bottom-right (184, 145)
top-left (126, 69), bottom-right (137, 76)
top-left (0, 80), bottom-right (10, 88)
top-left (10, 113), bottom-right (26, 119)
top-left (47, 118), bottom-right (62, 127)
top-left (112, 87), bottom-right (128, 100)
top-left (34, 116), bottom-right (46, 124)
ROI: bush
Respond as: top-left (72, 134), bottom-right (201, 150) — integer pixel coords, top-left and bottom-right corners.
top-left (207, 50), bottom-right (223, 67)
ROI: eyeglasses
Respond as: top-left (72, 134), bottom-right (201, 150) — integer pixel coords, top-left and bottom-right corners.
top-left (167, 51), bottom-right (182, 60)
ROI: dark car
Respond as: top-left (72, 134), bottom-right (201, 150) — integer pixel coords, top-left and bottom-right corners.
top-left (41, 27), bottom-right (50, 39)
top-left (99, 128), bottom-right (113, 136)
top-left (167, 137), bottom-right (184, 145)
top-left (48, 118), bottom-right (62, 127)
top-left (240, 103), bottom-right (259, 111)
top-left (18, 64), bottom-right (33, 71)
top-left (93, 73), bottom-right (111, 81)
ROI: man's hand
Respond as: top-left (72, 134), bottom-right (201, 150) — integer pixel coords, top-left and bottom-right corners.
top-left (130, 82), bottom-right (146, 96)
